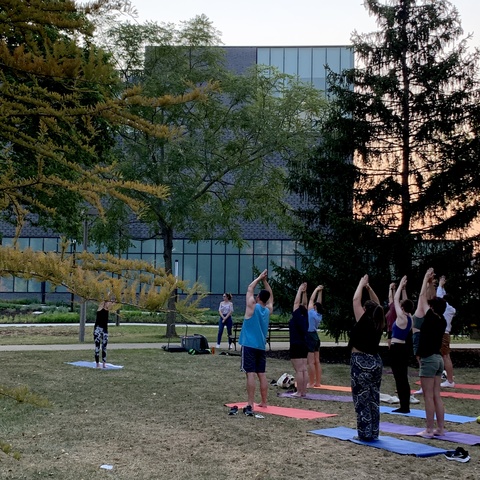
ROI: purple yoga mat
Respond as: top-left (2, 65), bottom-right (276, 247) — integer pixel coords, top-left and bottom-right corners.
top-left (278, 392), bottom-right (353, 402)
top-left (380, 421), bottom-right (480, 446)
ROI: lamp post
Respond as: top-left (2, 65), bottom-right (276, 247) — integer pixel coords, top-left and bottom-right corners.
top-left (70, 239), bottom-right (76, 313)
top-left (78, 216), bottom-right (88, 342)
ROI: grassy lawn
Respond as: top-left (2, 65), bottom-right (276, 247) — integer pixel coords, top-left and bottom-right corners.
top-left (0, 323), bottom-right (478, 347)
top-left (1, 349), bottom-right (479, 479)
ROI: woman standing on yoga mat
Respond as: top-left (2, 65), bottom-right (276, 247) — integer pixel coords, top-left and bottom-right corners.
top-left (390, 276), bottom-right (414, 413)
top-left (289, 283), bottom-right (309, 397)
top-left (350, 275), bottom-right (385, 441)
top-left (306, 285), bottom-right (323, 387)
top-left (412, 268), bottom-right (447, 438)
top-left (94, 299), bottom-right (113, 368)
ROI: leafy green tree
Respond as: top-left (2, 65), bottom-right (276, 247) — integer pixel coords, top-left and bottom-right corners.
top-left (105, 16), bottom-right (327, 336)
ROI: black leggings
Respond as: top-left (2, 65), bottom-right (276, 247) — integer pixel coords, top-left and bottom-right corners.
top-left (390, 342), bottom-right (411, 410)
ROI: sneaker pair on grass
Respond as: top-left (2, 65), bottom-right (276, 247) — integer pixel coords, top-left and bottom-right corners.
top-left (445, 447), bottom-right (470, 463)
top-left (243, 405), bottom-right (254, 416)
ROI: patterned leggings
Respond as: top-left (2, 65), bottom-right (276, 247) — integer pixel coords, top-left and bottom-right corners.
top-left (350, 352), bottom-right (383, 440)
top-left (94, 326), bottom-right (109, 364)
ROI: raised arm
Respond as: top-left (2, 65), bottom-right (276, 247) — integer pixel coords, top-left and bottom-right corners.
top-left (436, 275), bottom-right (446, 298)
top-left (308, 285), bottom-right (323, 310)
top-left (388, 282), bottom-right (396, 305)
top-left (244, 269), bottom-right (268, 318)
top-left (263, 275), bottom-right (274, 314)
top-left (366, 283), bottom-right (380, 305)
top-left (353, 274), bottom-right (369, 321)
top-left (294, 283), bottom-right (307, 311)
top-left (394, 276), bottom-right (408, 327)
top-left (414, 268), bottom-right (434, 318)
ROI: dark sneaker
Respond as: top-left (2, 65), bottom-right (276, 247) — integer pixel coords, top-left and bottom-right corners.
top-left (243, 405), bottom-right (254, 416)
top-left (228, 405), bottom-right (238, 416)
top-left (445, 447), bottom-right (470, 463)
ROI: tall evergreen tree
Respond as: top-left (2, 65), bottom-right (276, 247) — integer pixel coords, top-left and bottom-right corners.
top-left (277, 0), bottom-right (480, 338)
top-left (330, 0), bottom-right (480, 275)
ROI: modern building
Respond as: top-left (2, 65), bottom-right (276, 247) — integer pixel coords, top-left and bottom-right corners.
top-left (0, 46), bottom-right (354, 308)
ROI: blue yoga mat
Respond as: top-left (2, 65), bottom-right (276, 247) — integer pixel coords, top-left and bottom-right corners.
top-left (309, 426), bottom-right (448, 457)
top-left (380, 406), bottom-right (477, 424)
top-left (380, 421), bottom-right (480, 446)
top-left (66, 361), bottom-right (123, 370)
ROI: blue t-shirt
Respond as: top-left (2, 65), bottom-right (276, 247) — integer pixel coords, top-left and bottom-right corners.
top-left (239, 303), bottom-right (270, 350)
top-left (308, 309), bottom-right (322, 332)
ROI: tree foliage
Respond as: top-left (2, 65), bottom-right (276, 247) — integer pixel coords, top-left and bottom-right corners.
top-left (0, 1), bottom-right (208, 320)
top-left (102, 16), bottom-right (327, 335)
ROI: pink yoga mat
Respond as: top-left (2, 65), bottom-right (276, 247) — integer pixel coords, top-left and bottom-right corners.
top-left (225, 402), bottom-right (337, 419)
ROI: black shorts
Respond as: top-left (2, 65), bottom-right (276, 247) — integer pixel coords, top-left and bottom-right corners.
top-left (306, 331), bottom-right (320, 352)
top-left (241, 345), bottom-right (266, 373)
top-left (290, 344), bottom-right (308, 359)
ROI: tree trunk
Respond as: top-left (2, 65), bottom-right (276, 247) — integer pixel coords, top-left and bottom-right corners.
top-left (162, 226), bottom-right (177, 338)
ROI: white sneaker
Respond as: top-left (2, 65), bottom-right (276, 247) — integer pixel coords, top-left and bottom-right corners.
top-left (441, 380), bottom-right (455, 388)
top-left (410, 395), bottom-right (420, 404)
top-left (215, 344), bottom-right (221, 348)
top-left (228, 344), bottom-right (233, 350)
top-left (413, 388), bottom-right (423, 395)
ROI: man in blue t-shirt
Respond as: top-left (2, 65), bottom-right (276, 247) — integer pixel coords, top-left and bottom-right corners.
top-left (239, 269), bottom-right (274, 415)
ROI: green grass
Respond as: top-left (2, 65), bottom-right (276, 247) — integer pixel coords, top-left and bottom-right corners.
top-left (1, 350), bottom-right (479, 479)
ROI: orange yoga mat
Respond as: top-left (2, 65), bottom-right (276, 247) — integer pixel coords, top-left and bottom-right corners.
top-left (313, 385), bottom-right (352, 392)
top-left (225, 403), bottom-right (337, 419)
top-left (411, 388), bottom-right (480, 400)
top-left (414, 381), bottom-right (480, 391)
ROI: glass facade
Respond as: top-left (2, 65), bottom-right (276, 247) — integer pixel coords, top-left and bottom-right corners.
top-left (1, 237), bottom-right (301, 295)
top-left (257, 46), bottom-right (354, 94)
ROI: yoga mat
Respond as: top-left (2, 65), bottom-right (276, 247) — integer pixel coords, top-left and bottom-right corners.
top-left (225, 402), bottom-right (337, 419)
top-left (380, 406), bottom-right (476, 424)
top-left (313, 385), bottom-right (351, 393)
top-left (380, 422), bottom-right (480, 446)
top-left (66, 361), bottom-right (124, 370)
top-left (411, 388), bottom-right (480, 400)
top-left (277, 392), bottom-right (353, 402)
top-left (309, 426), bottom-right (448, 457)
top-left (415, 381), bottom-right (480, 391)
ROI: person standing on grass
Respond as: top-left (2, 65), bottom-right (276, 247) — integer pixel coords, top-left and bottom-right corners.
top-left (289, 283), bottom-right (309, 398)
top-left (94, 299), bottom-right (114, 368)
top-left (350, 275), bottom-right (385, 441)
top-left (390, 276), bottom-right (414, 413)
top-left (239, 269), bottom-right (273, 416)
top-left (216, 293), bottom-right (234, 349)
top-left (436, 276), bottom-right (457, 388)
top-left (306, 284), bottom-right (324, 387)
top-left (413, 268), bottom-right (447, 438)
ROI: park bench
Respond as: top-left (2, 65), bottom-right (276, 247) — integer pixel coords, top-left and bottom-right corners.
top-left (231, 321), bottom-right (290, 351)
